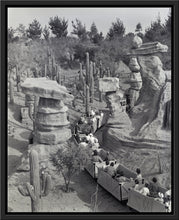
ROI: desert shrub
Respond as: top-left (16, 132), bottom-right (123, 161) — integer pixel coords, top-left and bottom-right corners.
top-left (50, 141), bottom-right (90, 192)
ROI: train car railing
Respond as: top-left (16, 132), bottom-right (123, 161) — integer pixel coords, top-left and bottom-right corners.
top-left (97, 167), bottom-right (135, 201)
top-left (127, 188), bottom-right (167, 212)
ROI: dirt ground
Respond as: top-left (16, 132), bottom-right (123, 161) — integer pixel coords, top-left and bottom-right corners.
top-left (8, 88), bottom-right (131, 213)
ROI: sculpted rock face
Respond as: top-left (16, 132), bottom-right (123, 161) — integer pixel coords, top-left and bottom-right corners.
top-left (128, 57), bottom-right (140, 72)
top-left (102, 40), bottom-right (171, 149)
top-left (21, 77), bottom-right (73, 145)
top-left (132, 35), bottom-right (143, 49)
top-left (130, 41), bottom-right (168, 55)
top-left (137, 56), bottom-right (166, 91)
top-left (98, 77), bottom-right (119, 93)
top-left (21, 77), bottom-right (73, 104)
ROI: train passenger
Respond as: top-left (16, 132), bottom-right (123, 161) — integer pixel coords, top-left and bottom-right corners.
top-left (88, 134), bottom-right (98, 145)
top-left (105, 162), bottom-right (116, 178)
top-left (92, 150), bottom-right (103, 163)
top-left (103, 160), bottom-right (110, 170)
top-left (115, 171), bottom-right (129, 183)
top-left (154, 192), bottom-right (164, 204)
top-left (79, 114), bottom-right (87, 124)
top-left (90, 109), bottom-right (96, 117)
top-left (104, 152), bottom-right (116, 164)
top-left (136, 168), bottom-right (143, 182)
top-left (79, 139), bottom-right (89, 148)
top-left (165, 185), bottom-right (171, 198)
top-left (91, 139), bottom-right (100, 151)
top-left (134, 179), bottom-right (140, 191)
top-left (165, 194), bottom-right (171, 212)
top-left (139, 183), bottom-right (150, 196)
top-left (149, 177), bottom-right (160, 198)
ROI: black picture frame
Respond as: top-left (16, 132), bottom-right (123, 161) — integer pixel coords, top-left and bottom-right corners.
top-left (1, 0), bottom-right (179, 219)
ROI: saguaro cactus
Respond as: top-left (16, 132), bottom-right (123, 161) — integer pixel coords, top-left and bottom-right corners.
top-left (44, 64), bottom-right (47, 78)
top-left (9, 79), bottom-right (14, 104)
top-left (18, 150), bottom-right (52, 212)
top-left (107, 67), bottom-right (110, 77)
top-left (86, 85), bottom-right (90, 116)
top-left (86, 52), bottom-right (90, 85)
top-left (57, 66), bottom-right (61, 84)
top-left (16, 65), bottom-right (21, 92)
top-left (90, 61), bottom-right (94, 103)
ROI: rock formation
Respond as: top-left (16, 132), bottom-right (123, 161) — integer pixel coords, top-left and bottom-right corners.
top-left (127, 57), bottom-right (142, 109)
top-left (19, 78), bottom-right (74, 169)
top-left (97, 37), bottom-right (171, 186)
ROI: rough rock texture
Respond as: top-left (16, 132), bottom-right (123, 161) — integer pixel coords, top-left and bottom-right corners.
top-left (35, 128), bottom-right (72, 145)
top-left (114, 61), bottom-right (131, 91)
top-left (100, 40), bottom-right (171, 188)
top-left (98, 77), bottom-right (119, 93)
top-left (128, 57), bottom-right (140, 72)
top-left (132, 35), bottom-right (143, 49)
top-left (104, 55), bottom-right (171, 148)
top-left (21, 78), bottom-right (73, 145)
top-left (130, 42), bottom-right (168, 55)
top-left (21, 78), bottom-right (73, 104)
top-left (34, 97), bottom-right (72, 144)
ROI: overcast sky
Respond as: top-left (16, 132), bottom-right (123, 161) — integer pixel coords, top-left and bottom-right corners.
top-left (8, 7), bottom-right (170, 36)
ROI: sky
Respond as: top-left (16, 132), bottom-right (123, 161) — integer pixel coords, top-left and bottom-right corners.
top-left (8, 7), bottom-right (170, 37)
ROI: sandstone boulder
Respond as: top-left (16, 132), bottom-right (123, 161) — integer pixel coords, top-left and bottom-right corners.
top-left (132, 35), bottom-right (143, 49)
top-left (35, 128), bottom-right (72, 145)
top-left (130, 41), bottom-right (168, 55)
top-left (98, 77), bottom-right (119, 93)
top-left (21, 78), bottom-right (74, 103)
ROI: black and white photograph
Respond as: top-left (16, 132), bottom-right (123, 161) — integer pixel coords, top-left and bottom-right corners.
top-left (4, 4), bottom-right (175, 215)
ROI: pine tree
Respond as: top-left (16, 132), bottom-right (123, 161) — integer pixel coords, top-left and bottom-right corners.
top-left (49, 16), bottom-right (68, 38)
top-left (71, 19), bottom-right (88, 41)
top-left (107, 18), bottom-right (125, 40)
top-left (43, 25), bottom-right (50, 40)
top-left (27, 19), bottom-right (42, 40)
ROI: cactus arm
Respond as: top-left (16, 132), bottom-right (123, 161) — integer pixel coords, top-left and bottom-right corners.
top-left (18, 184), bottom-right (30, 197)
top-left (26, 182), bottom-right (36, 201)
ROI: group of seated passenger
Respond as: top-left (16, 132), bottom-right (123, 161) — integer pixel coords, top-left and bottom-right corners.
top-left (74, 110), bottom-right (104, 139)
top-left (132, 172), bottom-right (172, 212)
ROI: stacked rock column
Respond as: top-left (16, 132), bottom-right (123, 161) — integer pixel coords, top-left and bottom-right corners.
top-left (35, 97), bottom-right (71, 145)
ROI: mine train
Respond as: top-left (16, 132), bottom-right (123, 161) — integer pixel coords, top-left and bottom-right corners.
top-left (73, 112), bottom-right (170, 213)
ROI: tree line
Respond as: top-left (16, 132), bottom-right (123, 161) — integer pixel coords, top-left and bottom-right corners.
top-left (8, 12), bottom-right (171, 70)
top-left (8, 12), bottom-right (171, 43)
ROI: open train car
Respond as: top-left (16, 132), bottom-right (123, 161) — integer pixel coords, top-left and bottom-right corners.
top-left (97, 164), bottom-right (137, 201)
top-left (85, 149), bottom-right (108, 178)
top-left (127, 186), bottom-right (167, 212)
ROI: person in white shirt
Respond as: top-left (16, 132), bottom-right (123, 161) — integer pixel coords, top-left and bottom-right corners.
top-left (155, 192), bottom-right (164, 204)
top-left (139, 183), bottom-right (150, 196)
top-left (134, 179), bottom-right (140, 191)
top-left (136, 168), bottom-right (143, 182)
top-left (90, 109), bottom-right (95, 117)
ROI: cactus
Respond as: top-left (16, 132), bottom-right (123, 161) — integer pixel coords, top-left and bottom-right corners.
top-left (18, 150), bottom-right (52, 212)
top-left (9, 79), bottom-right (14, 104)
top-left (106, 67), bottom-right (110, 77)
top-left (16, 65), bottom-right (21, 92)
top-left (44, 64), bottom-right (47, 78)
top-left (57, 66), bottom-right (61, 84)
top-left (99, 61), bottom-right (103, 78)
top-left (86, 85), bottom-right (90, 116)
top-left (90, 61), bottom-right (94, 103)
top-left (28, 96), bottom-right (38, 133)
top-left (86, 52), bottom-right (90, 85)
